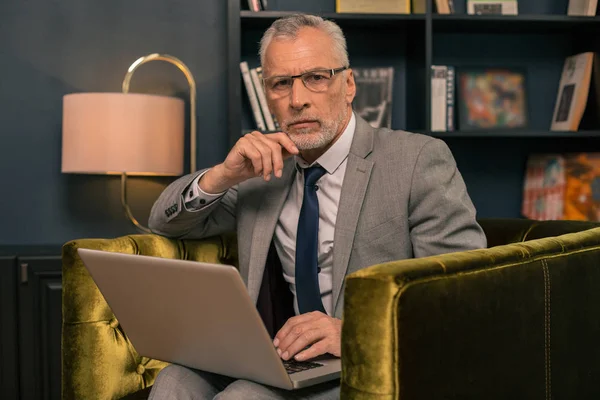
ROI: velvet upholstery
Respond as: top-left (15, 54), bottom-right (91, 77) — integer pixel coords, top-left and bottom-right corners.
top-left (61, 219), bottom-right (600, 399)
top-left (341, 220), bottom-right (600, 399)
top-left (61, 233), bottom-right (237, 400)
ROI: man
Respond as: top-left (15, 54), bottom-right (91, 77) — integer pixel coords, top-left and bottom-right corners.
top-left (147, 13), bottom-right (487, 400)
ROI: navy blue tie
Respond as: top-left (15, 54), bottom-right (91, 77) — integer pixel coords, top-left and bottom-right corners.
top-left (295, 165), bottom-right (327, 314)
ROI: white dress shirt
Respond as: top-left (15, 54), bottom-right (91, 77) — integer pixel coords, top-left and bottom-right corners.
top-left (184, 112), bottom-right (357, 317)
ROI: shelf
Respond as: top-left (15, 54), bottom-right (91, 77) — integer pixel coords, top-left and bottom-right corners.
top-left (240, 10), bottom-right (425, 29)
top-left (432, 14), bottom-right (600, 34)
top-left (426, 129), bottom-right (600, 138)
top-left (241, 11), bottom-right (600, 33)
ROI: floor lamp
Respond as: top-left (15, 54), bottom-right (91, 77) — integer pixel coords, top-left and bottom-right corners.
top-left (61, 54), bottom-right (196, 233)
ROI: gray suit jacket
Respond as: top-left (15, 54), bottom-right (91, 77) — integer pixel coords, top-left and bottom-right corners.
top-left (148, 115), bottom-right (487, 319)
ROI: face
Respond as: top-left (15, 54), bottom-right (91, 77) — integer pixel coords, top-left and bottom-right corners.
top-left (262, 27), bottom-right (356, 150)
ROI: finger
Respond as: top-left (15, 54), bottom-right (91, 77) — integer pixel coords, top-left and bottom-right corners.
top-left (267, 132), bottom-right (299, 157)
top-left (245, 134), bottom-right (273, 180)
top-left (274, 311), bottom-right (322, 347)
top-left (280, 328), bottom-right (326, 361)
top-left (294, 339), bottom-right (329, 361)
top-left (250, 131), bottom-right (279, 180)
top-left (276, 314), bottom-right (329, 357)
top-left (241, 138), bottom-right (263, 176)
top-left (257, 135), bottom-right (286, 178)
top-left (239, 136), bottom-right (264, 177)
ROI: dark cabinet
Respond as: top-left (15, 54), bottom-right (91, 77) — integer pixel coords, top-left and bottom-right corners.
top-left (0, 248), bottom-right (62, 400)
top-left (18, 255), bottom-right (63, 400)
top-left (0, 256), bottom-right (19, 400)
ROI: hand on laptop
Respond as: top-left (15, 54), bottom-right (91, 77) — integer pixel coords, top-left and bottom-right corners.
top-left (272, 311), bottom-right (341, 362)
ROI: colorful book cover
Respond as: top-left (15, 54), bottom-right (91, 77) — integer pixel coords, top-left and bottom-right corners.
top-left (458, 68), bottom-right (528, 131)
top-left (522, 154), bottom-right (565, 220)
top-left (563, 153), bottom-right (600, 221)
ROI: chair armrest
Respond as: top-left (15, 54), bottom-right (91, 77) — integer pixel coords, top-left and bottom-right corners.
top-left (61, 232), bottom-right (236, 400)
top-left (341, 227), bottom-right (600, 399)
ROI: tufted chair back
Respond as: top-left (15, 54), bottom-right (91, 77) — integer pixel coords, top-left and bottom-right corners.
top-left (61, 232), bottom-right (237, 400)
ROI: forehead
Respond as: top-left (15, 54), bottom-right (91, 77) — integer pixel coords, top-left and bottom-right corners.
top-left (263, 27), bottom-right (339, 75)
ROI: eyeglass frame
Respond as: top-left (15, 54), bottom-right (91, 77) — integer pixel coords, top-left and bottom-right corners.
top-left (262, 66), bottom-right (350, 96)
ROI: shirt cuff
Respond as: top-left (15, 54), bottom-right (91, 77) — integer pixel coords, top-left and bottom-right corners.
top-left (182, 170), bottom-right (227, 210)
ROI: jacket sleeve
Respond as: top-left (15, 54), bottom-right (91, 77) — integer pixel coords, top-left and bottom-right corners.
top-left (148, 168), bottom-right (237, 239)
top-left (408, 138), bottom-right (487, 257)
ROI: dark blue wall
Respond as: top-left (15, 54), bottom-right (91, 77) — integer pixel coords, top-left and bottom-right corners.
top-left (0, 0), bottom-right (228, 245)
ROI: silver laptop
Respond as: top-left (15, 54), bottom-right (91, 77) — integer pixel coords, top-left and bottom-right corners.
top-left (77, 248), bottom-right (341, 390)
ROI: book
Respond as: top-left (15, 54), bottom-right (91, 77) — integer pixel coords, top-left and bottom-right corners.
top-left (567, 0), bottom-right (598, 16)
top-left (412, 0), bottom-right (426, 13)
top-left (435, 0), bottom-right (454, 14)
top-left (457, 67), bottom-right (528, 130)
top-left (255, 67), bottom-right (280, 130)
top-left (563, 153), bottom-right (600, 221)
top-left (522, 154), bottom-right (566, 220)
top-left (250, 67), bottom-right (276, 131)
top-left (336, 0), bottom-right (410, 14)
top-left (467, 0), bottom-right (518, 15)
top-left (431, 65), bottom-right (455, 131)
top-left (247, 0), bottom-right (262, 11)
top-left (550, 52), bottom-right (595, 131)
top-left (240, 61), bottom-right (266, 131)
top-left (431, 66), bottom-right (450, 131)
top-left (352, 67), bottom-right (394, 129)
top-left (446, 66), bottom-right (455, 131)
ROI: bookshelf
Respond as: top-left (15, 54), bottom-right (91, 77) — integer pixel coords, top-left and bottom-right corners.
top-left (227, 0), bottom-right (600, 218)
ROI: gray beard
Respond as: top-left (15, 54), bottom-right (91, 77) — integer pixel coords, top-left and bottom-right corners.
top-left (286, 107), bottom-right (349, 150)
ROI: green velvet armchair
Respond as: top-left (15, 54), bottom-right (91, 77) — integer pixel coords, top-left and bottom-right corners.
top-left (61, 219), bottom-right (600, 399)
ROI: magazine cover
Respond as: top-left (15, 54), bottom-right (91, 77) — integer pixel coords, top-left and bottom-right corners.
top-left (563, 153), bottom-right (600, 221)
top-left (550, 52), bottom-right (595, 131)
top-left (352, 67), bottom-right (394, 129)
top-left (457, 68), bottom-right (528, 130)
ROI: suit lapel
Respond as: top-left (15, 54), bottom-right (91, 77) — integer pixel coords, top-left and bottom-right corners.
top-left (332, 116), bottom-right (375, 311)
top-left (247, 161), bottom-right (296, 303)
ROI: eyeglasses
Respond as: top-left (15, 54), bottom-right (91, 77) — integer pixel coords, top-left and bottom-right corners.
top-left (263, 66), bottom-right (349, 98)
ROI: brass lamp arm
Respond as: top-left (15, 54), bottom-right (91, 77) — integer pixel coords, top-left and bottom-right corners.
top-left (121, 174), bottom-right (151, 233)
top-left (120, 53), bottom-right (197, 234)
top-left (122, 53), bottom-right (197, 173)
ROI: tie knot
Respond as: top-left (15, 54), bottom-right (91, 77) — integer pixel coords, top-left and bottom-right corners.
top-left (303, 165), bottom-right (327, 187)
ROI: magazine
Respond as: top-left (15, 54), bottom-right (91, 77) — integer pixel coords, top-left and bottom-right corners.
top-left (352, 67), bottom-right (394, 129)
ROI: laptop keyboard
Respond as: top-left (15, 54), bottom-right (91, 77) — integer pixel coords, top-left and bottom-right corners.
top-left (283, 359), bottom-right (323, 374)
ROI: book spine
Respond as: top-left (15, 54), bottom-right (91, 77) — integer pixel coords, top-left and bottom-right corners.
top-left (240, 61), bottom-right (266, 131)
top-left (250, 67), bottom-right (276, 131)
top-left (430, 65), bottom-right (448, 132)
top-left (446, 66), bottom-right (455, 131)
top-left (256, 68), bottom-right (280, 130)
top-left (436, 0), bottom-right (451, 14)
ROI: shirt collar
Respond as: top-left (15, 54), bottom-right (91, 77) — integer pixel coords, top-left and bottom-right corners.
top-left (294, 111), bottom-right (356, 174)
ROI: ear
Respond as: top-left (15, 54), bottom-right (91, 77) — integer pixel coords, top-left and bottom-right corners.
top-left (344, 69), bottom-right (356, 105)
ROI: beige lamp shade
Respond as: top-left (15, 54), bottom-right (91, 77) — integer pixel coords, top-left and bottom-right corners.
top-left (62, 92), bottom-right (185, 176)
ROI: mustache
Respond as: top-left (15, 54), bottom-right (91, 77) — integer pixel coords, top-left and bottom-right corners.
top-left (284, 116), bottom-right (321, 127)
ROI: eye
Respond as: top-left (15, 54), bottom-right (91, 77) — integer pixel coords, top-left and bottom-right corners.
top-left (271, 78), bottom-right (291, 89)
top-left (305, 72), bottom-right (329, 83)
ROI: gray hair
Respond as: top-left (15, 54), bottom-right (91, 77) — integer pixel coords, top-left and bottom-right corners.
top-left (259, 14), bottom-right (350, 69)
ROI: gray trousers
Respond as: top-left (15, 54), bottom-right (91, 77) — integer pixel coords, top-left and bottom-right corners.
top-left (148, 364), bottom-right (340, 400)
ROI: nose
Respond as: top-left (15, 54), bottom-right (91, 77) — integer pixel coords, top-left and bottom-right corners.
top-left (289, 78), bottom-right (311, 111)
